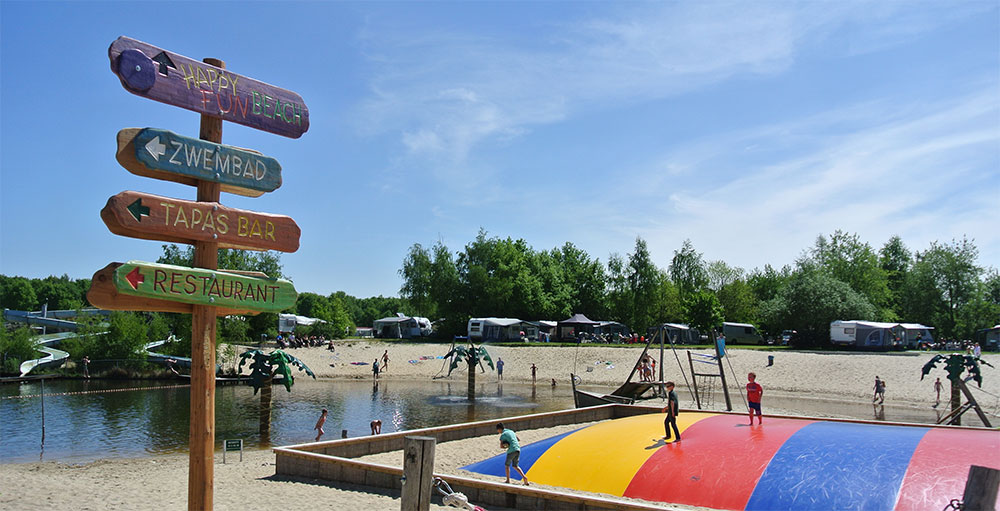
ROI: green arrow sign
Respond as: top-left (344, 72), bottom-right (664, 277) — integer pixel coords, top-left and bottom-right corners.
top-left (111, 260), bottom-right (296, 313)
top-left (127, 198), bottom-right (150, 222)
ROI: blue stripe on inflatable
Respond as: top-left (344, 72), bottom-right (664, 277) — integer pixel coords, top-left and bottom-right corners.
top-left (746, 421), bottom-right (928, 511)
top-left (460, 428), bottom-right (583, 479)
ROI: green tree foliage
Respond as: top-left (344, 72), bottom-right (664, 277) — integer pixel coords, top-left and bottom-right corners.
top-left (683, 289), bottom-right (725, 335)
top-left (760, 271), bottom-right (878, 347)
top-left (103, 311), bottom-right (150, 362)
top-left (717, 279), bottom-right (758, 325)
top-left (805, 230), bottom-right (891, 316)
top-left (555, 242), bottom-right (607, 320)
top-left (902, 238), bottom-right (986, 339)
top-left (880, 236), bottom-right (912, 316)
top-left (290, 292), bottom-right (354, 339)
top-left (0, 276), bottom-right (39, 311)
top-left (669, 239), bottom-right (708, 301)
top-left (32, 275), bottom-right (86, 310)
top-left (0, 326), bottom-right (38, 375)
top-left (156, 244), bottom-right (287, 346)
top-left (626, 237), bottom-right (665, 333)
top-left (747, 264), bottom-right (791, 303)
top-left (399, 244), bottom-right (435, 317)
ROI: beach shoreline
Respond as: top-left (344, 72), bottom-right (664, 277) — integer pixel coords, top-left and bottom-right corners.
top-left (3, 342), bottom-right (997, 510)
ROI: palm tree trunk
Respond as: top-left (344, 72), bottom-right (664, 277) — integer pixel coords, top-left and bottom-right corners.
top-left (260, 374), bottom-right (273, 442)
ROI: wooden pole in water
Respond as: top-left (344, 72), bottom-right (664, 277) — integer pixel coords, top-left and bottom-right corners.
top-left (467, 344), bottom-right (476, 401)
top-left (40, 377), bottom-right (45, 446)
top-left (188, 57), bottom-right (224, 511)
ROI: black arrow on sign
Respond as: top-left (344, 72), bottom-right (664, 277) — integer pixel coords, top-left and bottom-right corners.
top-left (127, 198), bottom-right (150, 222)
top-left (152, 52), bottom-right (175, 76)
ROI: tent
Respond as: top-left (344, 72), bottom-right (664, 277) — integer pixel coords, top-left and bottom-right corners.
top-left (476, 317), bottom-right (537, 342)
top-left (556, 313), bottom-right (599, 341)
top-left (594, 321), bottom-right (630, 338)
top-left (830, 320), bottom-right (901, 349)
top-left (897, 323), bottom-right (935, 348)
top-left (657, 323), bottom-right (700, 344)
top-left (373, 314), bottom-right (432, 339)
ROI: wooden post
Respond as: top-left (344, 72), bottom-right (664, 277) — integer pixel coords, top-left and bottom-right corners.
top-left (715, 339), bottom-right (733, 411)
top-left (687, 351), bottom-right (701, 409)
top-left (963, 465), bottom-right (1000, 511)
top-left (467, 345), bottom-right (476, 401)
top-left (951, 379), bottom-right (962, 426)
top-left (401, 436), bottom-right (436, 511)
top-left (188, 57), bottom-right (223, 511)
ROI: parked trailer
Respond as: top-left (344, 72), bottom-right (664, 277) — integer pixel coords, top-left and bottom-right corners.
top-left (830, 320), bottom-right (906, 350)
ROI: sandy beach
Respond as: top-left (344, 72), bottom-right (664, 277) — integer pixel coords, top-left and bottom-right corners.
top-left (270, 341), bottom-right (1000, 409)
top-left (3, 342), bottom-right (998, 510)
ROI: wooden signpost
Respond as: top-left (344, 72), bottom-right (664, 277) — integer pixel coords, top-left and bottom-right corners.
top-left (117, 128), bottom-right (282, 197)
top-left (101, 191), bottom-right (300, 252)
top-left (92, 36), bottom-right (310, 510)
top-left (101, 260), bottom-right (296, 313)
top-left (88, 262), bottom-right (257, 316)
top-left (108, 37), bottom-right (309, 139)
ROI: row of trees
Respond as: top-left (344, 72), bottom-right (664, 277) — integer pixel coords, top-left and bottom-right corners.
top-left (399, 230), bottom-right (1000, 345)
top-left (0, 245), bottom-right (405, 373)
top-left (2, 229), bottom-right (998, 372)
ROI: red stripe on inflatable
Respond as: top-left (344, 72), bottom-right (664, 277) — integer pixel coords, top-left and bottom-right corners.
top-left (623, 414), bottom-right (813, 510)
top-left (895, 427), bottom-right (1000, 511)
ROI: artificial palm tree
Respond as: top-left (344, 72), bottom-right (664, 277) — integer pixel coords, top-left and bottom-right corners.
top-left (238, 349), bottom-right (315, 440)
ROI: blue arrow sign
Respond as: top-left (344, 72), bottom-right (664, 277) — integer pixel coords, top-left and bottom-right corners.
top-left (117, 128), bottom-right (283, 196)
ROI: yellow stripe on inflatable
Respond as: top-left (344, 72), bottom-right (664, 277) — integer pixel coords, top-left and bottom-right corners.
top-left (527, 412), bottom-right (716, 496)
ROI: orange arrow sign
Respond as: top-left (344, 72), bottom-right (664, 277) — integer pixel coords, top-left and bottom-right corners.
top-left (101, 191), bottom-right (300, 252)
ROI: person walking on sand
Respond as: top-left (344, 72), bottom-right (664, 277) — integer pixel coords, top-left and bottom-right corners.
top-left (496, 358), bottom-right (504, 381)
top-left (314, 408), bottom-right (328, 441)
top-left (381, 350), bottom-right (390, 372)
top-left (530, 363), bottom-right (537, 385)
top-left (873, 376), bottom-right (885, 404)
top-left (496, 423), bottom-right (529, 486)
top-left (746, 372), bottom-right (763, 425)
top-left (934, 377), bottom-right (943, 406)
top-left (662, 382), bottom-right (681, 443)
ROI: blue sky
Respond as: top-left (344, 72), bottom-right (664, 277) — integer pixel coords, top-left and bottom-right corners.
top-left (2, 1), bottom-right (998, 298)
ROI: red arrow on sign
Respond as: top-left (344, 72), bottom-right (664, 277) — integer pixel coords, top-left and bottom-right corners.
top-left (125, 266), bottom-right (144, 289)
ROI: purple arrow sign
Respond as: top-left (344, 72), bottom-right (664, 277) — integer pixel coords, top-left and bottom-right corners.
top-left (108, 36), bottom-right (309, 139)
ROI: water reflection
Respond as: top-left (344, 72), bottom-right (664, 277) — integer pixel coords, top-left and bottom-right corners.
top-left (2, 379), bottom-right (986, 464)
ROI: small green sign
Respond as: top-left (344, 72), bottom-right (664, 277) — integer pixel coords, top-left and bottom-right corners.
top-left (225, 439), bottom-right (242, 451)
top-left (112, 260), bottom-right (296, 313)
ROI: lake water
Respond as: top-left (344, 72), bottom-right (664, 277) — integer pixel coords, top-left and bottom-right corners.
top-left (2, 378), bottom-right (986, 464)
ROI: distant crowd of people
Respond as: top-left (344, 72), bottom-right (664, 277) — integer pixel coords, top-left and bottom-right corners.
top-left (273, 334), bottom-right (328, 349)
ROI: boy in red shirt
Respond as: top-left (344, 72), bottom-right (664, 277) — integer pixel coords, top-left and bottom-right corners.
top-left (746, 372), bottom-right (763, 425)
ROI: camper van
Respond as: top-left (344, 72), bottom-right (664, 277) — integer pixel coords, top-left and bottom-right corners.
top-left (722, 322), bottom-right (763, 345)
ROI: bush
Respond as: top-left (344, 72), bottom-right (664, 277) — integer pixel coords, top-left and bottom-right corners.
top-left (0, 326), bottom-right (38, 375)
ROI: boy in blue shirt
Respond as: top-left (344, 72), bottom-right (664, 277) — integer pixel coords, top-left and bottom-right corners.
top-left (496, 423), bottom-right (529, 485)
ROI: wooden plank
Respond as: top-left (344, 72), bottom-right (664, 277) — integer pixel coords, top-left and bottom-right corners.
top-left (108, 36), bottom-right (309, 138)
top-left (87, 262), bottom-right (257, 316)
top-left (101, 190), bottom-right (300, 252)
top-left (401, 436), bottom-right (436, 511)
top-left (102, 260), bottom-right (296, 313)
top-left (116, 128), bottom-right (282, 197)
